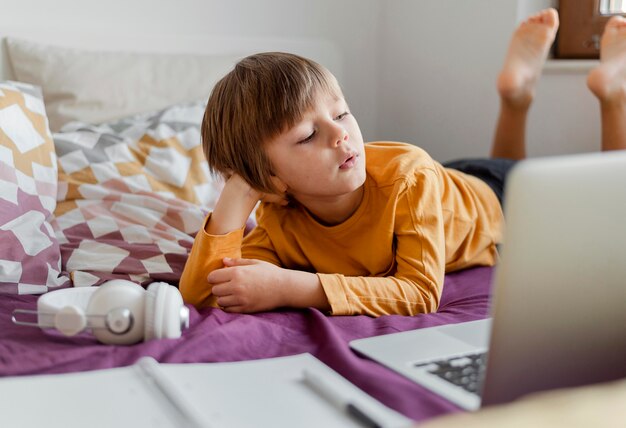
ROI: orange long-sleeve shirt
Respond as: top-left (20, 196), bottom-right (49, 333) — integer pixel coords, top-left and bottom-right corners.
top-left (179, 142), bottom-right (504, 316)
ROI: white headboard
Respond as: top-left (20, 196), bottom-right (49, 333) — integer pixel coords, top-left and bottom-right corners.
top-left (0, 11), bottom-right (344, 133)
top-left (0, 0), bottom-right (345, 82)
top-left (0, 30), bottom-right (343, 83)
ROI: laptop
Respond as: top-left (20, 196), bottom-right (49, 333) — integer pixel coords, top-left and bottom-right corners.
top-left (350, 151), bottom-right (626, 411)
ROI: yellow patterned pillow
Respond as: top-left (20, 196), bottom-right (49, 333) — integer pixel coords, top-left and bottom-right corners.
top-left (52, 101), bottom-right (226, 287)
top-left (0, 81), bottom-right (68, 294)
top-left (54, 101), bottom-right (222, 215)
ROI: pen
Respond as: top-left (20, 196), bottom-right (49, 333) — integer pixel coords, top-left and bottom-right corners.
top-left (302, 369), bottom-right (383, 428)
top-left (136, 357), bottom-right (208, 428)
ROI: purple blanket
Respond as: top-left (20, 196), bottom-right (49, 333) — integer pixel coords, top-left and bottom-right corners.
top-left (0, 266), bottom-right (493, 422)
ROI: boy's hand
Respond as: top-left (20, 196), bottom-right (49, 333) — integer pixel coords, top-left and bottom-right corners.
top-left (208, 258), bottom-right (288, 313)
top-left (207, 174), bottom-right (288, 235)
top-left (225, 173), bottom-right (289, 206)
top-left (255, 175), bottom-right (290, 207)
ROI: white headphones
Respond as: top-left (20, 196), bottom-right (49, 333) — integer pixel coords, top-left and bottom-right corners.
top-left (12, 280), bottom-right (190, 345)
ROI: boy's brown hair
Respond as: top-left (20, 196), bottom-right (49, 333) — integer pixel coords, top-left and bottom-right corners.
top-left (201, 52), bottom-right (342, 193)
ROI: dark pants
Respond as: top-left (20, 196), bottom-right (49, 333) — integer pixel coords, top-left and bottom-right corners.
top-left (443, 158), bottom-right (518, 206)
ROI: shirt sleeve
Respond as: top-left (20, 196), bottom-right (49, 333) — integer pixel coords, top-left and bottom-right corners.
top-left (318, 169), bottom-right (445, 316)
top-left (179, 213), bottom-right (282, 308)
top-left (179, 214), bottom-right (244, 308)
top-left (241, 223), bottom-right (283, 266)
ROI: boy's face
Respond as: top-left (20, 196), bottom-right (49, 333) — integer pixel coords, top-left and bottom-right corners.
top-left (265, 92), bottom-right (366, 205)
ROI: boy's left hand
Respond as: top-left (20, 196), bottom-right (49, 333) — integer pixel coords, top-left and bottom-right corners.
top-left (208, 258), bottom-right (287, 313)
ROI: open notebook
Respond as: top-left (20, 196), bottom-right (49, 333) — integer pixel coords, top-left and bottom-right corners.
top-left (0, 353), bottom-right (412, 428)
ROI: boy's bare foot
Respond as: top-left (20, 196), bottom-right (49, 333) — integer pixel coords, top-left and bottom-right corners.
top-left (587, 15), bottom-right (626, 104)
top-left (497, 8), bottom-right (559, 109)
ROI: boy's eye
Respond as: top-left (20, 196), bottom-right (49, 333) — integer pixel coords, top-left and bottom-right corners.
top-left (298, 131), bottom-right (316, 144)
top-left (334, 111), bottom-right (349, 121)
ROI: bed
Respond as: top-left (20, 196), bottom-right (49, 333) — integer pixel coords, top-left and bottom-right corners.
top-left (0, 29), bottom-right (494, 424)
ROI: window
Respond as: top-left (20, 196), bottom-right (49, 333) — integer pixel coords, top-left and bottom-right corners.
top-left (600, 0), bottom-right (626, 13)
top-left (556, 0), bottom-right (626, 59)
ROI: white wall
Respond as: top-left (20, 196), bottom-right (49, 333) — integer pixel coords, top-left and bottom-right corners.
top-left (376, 0), bottom-right (517, 161)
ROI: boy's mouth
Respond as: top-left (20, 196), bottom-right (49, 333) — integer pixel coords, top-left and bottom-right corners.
top-left (339, 153), bottom-right (357, 169)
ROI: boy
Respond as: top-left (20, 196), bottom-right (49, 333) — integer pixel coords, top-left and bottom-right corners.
top-left (180, 9), bottom-right (626, 316)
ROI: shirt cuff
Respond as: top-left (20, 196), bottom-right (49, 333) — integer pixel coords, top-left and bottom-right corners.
top-left (317, 273), bottom-right (352, 315)
top-left (197, 213), bottom-right (245, 254)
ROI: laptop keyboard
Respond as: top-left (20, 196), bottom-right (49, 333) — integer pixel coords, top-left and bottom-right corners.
top-left (415, 352), bottom-right (487, 395)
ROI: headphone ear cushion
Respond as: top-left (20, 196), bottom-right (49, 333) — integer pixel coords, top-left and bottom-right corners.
top-left (144, 282), bottom-right (185, 341)
top-left (160, 285), bottom-right (185, 338)
top-left (144, 283), bottom-right (160, 341)
top-left (86, 281), bottom-right (146, 345)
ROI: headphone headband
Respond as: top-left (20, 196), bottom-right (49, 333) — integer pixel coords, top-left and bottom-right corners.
top-left (37, 287), bottom-right (97, 328)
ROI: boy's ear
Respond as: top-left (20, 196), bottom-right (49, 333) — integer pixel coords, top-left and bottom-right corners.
top-left (270, 175), bottom-right (288, 194)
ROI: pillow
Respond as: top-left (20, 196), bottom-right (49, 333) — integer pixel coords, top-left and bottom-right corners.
top-left (52, 101), bottom-right (227, 287)
top-left (6, 38), bottom-right (240, 132)
top-left (0, 81), bottom-right (69, 294)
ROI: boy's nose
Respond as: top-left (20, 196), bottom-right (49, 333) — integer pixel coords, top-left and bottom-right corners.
top-left (334, 130), bottom-right (349, 147)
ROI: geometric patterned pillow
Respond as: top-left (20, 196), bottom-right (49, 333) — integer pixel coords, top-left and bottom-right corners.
top-left (55, 101), bottom-right (221, 209)
top-left (52, 101), bottom-right (230, 287)
top-left (0, 81), bottom-right (69, 294)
